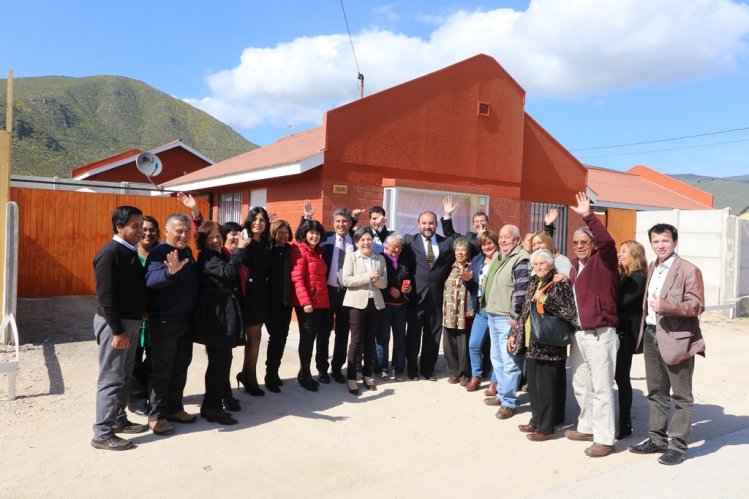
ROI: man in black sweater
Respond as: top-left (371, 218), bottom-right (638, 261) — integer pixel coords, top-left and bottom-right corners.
top-left (145, 212), bottom-right (200, 435)
top-left (91, 206), bottom-right (148, 451)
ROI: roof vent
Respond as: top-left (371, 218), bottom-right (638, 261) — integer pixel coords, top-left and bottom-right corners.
top-left (477, 102), bottom-right (490, 116)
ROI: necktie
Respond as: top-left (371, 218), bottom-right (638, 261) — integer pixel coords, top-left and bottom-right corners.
top-left (426, 238), bottom-right (435, 270)
top-left (336, 236), bottom-right (346, 285)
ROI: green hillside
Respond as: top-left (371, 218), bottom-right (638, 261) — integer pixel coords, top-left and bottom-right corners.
top-left (0, 76), bottom-right (257, 177)
top-left (671, 174), bottom-right (749, 215)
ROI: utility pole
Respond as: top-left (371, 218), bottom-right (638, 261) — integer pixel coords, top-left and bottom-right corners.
top-left (0, 70), bottom-right (12, 342)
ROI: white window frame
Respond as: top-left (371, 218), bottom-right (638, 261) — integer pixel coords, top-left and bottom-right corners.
top-left (383, 186), bottom-right (489, 237)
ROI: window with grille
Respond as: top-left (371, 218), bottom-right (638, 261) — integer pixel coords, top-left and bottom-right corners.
top-left (218, 192), bottom-right (242, 225)
top-left (529, 202), bottom-right (568, 255)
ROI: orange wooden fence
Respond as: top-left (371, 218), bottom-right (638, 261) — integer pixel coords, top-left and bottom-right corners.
top-left (11, 187), bottom-right (209, 296)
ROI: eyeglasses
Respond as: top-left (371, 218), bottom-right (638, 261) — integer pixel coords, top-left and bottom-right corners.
top-left (572, 240), bottom-right (592, 247)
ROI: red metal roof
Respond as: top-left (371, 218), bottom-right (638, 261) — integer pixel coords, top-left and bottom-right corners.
top-left (162, 127), bottom-right (324, 187)
top-left (71, 148), bottom-right (142, 178)
top-left (587, 166), bottom-right (713, 210)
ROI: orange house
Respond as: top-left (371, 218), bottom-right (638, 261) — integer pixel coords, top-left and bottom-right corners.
top-left (71, 140), bottom-right (215, 184)
top-left (164, 54), bottom-right (588, 252)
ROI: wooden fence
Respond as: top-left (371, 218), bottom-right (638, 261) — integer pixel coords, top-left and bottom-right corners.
top-left (11, 187), bottom-right (209, 296)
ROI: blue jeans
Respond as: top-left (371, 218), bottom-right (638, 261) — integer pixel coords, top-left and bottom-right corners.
top-left (375, 305), bottom-right (408, 375)
top-left (468, 310), bottom-right (492, 378)
top-left (487, 313), bottom-right (524, 409)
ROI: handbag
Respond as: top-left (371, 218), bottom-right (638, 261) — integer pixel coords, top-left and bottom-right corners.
top-left (529, 282), bottom-right (574, 346)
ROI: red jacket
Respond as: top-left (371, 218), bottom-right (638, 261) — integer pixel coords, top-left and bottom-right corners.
top-left (569, 212), bottom-right (619, 330)
top-left (290, 242), bottom-right (330, 309)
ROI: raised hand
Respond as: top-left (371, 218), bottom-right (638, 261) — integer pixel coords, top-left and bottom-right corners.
top-left (268, 211), bottom-right (279, 223)
top-left (570, 192), bottom-right (592, 216)
top-left (164, 249), bottom-right (189, 275)
top-left (352, 208), bottom-right (365, 220)
top-left (544, 208), bottom-right (559, 225)
top-left (442, 195), bottom-right (458, 216)
top-left (303, 199), bottom-right (315, 219)
top-left (237, 237), bottom-right (251, 249)
top-left (177, 192), bottom-right (200, 218)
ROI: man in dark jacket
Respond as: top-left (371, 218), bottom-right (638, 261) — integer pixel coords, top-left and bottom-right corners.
top-left (403, 210), bottom-right (455, 380)
top-left (565, 193), bottom-right (620, 458)
top-left (145, 212), bottom-right (200, 435)
top-left (91, 206), bottom-right (148, 451)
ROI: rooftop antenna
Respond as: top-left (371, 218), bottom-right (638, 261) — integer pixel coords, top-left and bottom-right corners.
top-left (340, 0), bottom-right (364, 99)
top-left (135, 152), bottom-right (164, 192)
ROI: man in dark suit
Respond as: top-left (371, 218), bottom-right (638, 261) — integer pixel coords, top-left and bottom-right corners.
top-left (368, 205), bottom-right (391, 253)
top-left (629, 223), bottom-right (705, 466)
top-left (439, 195), bottom-right (488, 257)
top-left (403, 210), bottom-right (455, 380)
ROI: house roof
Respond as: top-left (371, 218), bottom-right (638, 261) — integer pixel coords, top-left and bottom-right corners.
top-left (586, 166), bottom-right (713, 210)
top-left (162, 127), bottom-right (325, 191)
top-left (71, 140), bottom-right (215, 180)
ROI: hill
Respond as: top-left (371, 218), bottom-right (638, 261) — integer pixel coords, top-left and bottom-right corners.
top-left (671, 174), bottom-right (749, 215)
top-left (0, 76), bottom-right (257, 178)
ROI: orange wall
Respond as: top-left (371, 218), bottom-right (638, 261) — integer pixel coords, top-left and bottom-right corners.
top-left (521, 115), bottom-right (587, 204)
top-left (86, 149), bottom-right (211, 184)
top-left (12, 187), bottom-right (208, 296)
top-left (323, 55), bottom-right (526, 187)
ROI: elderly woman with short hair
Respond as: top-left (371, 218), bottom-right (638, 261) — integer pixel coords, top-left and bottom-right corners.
top-left (375, 232), bottom-right (412, 381)
top-left (508, 249), bottom-right (576, 441)
top-left (442, 237), bottom-right (474, 385)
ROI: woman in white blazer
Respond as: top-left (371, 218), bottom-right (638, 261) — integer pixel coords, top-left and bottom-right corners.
top-left (341, 226), bottom-right (388, 395)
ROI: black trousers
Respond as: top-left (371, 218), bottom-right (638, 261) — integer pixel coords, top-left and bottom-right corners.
top-left (148, 319), bottom-right (193, 420)
top-left (406, 296), bottom-right (443, 378)
top-left (317, 286), bottom-right (350, 374)
top-left (266, 299), bottom-right (292, 376)
top-left (615, 334), bottom-right (635, 426)
top-left (527, 357), bottom-right (566, 434)
top-left (443, 327), bottom-right (471, 380)
top-left (203, 346), bottom-right (233, 411)
top-left (128, 343), bottom-right (150, 408)
top-left (347, 299), bottom-right (378, 380)
top-left (297, 307), bottom-right (325, 374)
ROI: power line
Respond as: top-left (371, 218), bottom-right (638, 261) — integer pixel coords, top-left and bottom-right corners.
top-left (570, 126), bottom-right (749, 152)
top-left (578, 137), bottom-right (749, 160)
top-left (340, 0), bottom-right (364, 98)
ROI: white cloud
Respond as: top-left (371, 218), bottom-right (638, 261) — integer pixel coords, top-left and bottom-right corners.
top-left (184, 0), bottom-right (749, 133)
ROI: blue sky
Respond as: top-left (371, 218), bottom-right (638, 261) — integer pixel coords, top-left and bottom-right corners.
top-left (4, 0), bottom-right (749, 177)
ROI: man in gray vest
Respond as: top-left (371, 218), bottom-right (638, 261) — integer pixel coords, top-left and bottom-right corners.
top-left (482, 224), bottom-right (530, 419)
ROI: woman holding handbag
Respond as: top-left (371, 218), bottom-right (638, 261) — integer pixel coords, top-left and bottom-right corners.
top-left (508, 249), bottom-right (576, 441)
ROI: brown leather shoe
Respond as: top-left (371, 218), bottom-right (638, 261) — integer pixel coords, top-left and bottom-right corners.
top-left (166, 410), bottom-right (198, 424)
top-left (465, 376), bottom-right (481, 392)
top-left (527, 431), bottom-right (554, 442)
top-left (585, 443), bottom-right (615, 457)
top-left (484, 381), bottom-right (497, 396)
top-left (459, 378), bottom-right (469, 386)
top-left (518, 423), bottom-right (536, 433)
top-left (495, 406), bottom-right (515, 419)
top-left (149, 419), bottom-right (174, 435)
top-left (565, 429), bottom-right (594, 442)
top-left (447, 376), bottom-right (460, 384)
top-left (484, 397), bottom-right (501, 406)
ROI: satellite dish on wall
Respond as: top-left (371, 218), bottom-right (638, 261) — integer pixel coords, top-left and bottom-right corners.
top-left (135, 152), bottom-right (163, 178)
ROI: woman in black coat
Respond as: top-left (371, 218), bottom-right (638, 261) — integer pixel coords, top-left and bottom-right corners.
top-left (193, 221), bottom-right (249, 425)
top-left (615, 240), bottom-right (648, 439)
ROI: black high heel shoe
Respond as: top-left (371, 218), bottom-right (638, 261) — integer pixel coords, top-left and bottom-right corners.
top-left (347, 380), bottom-right (360, 395)
top-left (236, 372), bottom-right (265, 396)
top-left (616, 422), bottom-right (632, 440)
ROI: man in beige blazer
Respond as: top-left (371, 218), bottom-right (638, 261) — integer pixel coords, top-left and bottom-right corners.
top-left (630, 223), bottom-right (705, 465)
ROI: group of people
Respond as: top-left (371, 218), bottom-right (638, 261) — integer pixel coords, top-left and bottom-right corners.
top-left (92, 191), bottom-right (705, 467)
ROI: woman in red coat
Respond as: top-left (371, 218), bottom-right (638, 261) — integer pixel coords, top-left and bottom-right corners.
top-left (289, 219), bottom-right (330, 391)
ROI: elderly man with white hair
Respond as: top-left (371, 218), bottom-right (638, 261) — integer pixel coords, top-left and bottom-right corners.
top-left (481, 224), bottom-right (530, 420)
top-left (565, 192), bottom-right (620, 458)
